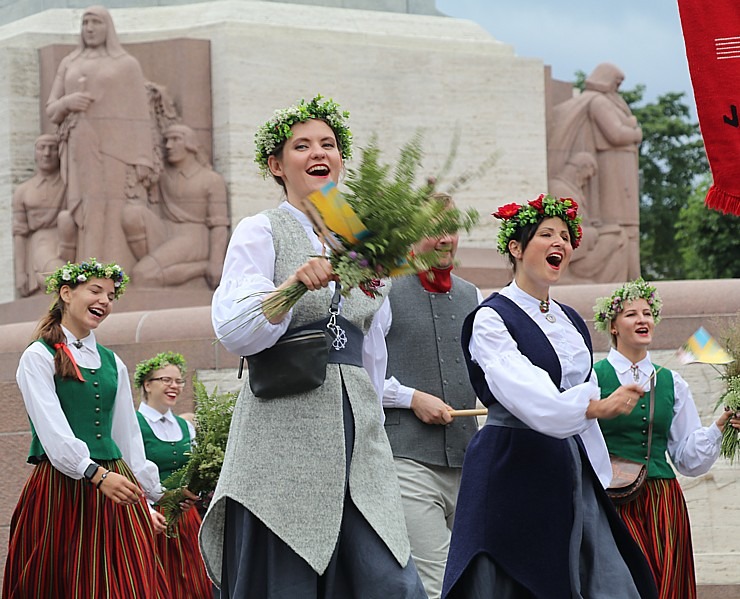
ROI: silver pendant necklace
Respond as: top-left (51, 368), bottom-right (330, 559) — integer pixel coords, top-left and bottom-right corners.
top-left (539, 299), bottom-right (556, 323)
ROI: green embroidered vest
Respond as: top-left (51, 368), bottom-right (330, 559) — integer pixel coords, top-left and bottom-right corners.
top-left (594, 359), bottom-right (676, 479)
top-left (136, 411), bottom-right (191, 484)
top-left (28, 340), bottom-right (122, 463)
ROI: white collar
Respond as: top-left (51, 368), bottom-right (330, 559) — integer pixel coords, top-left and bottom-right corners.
top-left (607, 347), bottom-right (653, 376)
top-left (138, 402), bottom-right (176, 424)
top-left (61, 325), bottom-right (96, 350)
top-left (506, 280), bottom-right (563, 315)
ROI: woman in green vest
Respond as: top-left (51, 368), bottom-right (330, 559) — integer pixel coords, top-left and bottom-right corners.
top-left (135, 351), bottom-right (212, 599)
top-left (3, 259), bottom-right (168, 598)
top-left (592, 278), bottom-right (735, 598)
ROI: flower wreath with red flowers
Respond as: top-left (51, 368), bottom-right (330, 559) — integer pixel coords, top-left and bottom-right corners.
top-left (492, 194), bottom-right (583, 254)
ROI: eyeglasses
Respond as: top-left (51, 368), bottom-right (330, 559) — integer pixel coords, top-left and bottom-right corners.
top-left (149, 376), bottom-right (186, 387)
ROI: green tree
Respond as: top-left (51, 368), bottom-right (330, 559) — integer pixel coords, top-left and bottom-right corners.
top-left (630, 91), bottom-right (708, 279)
top-left (573, 72), bottom-right (708, 279)
top-left (676, 175), bottom-right (740, 279)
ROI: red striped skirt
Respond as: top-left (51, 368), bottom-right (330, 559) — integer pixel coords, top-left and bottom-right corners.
top-left (154, 505), bottom-right (212, 598)
top-left (2, 459), bottom-right (170, 599)
top-left (616, 477), bottom-right (696, 599)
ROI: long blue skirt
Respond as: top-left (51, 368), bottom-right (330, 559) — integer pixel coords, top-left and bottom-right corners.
top-left (220, 381), bottom-right (427, 599)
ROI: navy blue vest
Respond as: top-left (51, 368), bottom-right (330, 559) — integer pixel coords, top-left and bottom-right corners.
top-left (461, 292), bottom-right (592, 406)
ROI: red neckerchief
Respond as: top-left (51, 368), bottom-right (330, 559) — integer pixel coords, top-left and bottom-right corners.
top-left (54, 342), bottom-right (86, 382)
top-left (418, 266), bottom-right (453, 293)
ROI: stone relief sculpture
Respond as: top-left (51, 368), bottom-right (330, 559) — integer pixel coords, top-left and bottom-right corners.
top-left (549, 152), bottom-right (628, 284)
top-left (12, 135), bottom-right (66, 297)
top-left (122, 124), bottom-right (229, 289)
top-left (548, 62), bottom-right (642, 280)
top-left (46, 5), bottom-right (156, 273)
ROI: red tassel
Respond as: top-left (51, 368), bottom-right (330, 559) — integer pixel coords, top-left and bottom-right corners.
top-left (705, 185), bottom-right (740, 216)
top-left (53, 343), bottom-right (86, 382)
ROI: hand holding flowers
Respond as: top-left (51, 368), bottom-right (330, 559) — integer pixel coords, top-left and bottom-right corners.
top-left (227, 133), bottom-right (479, 331)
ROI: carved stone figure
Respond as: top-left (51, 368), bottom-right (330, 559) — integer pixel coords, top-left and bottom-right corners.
top-left (548, 63), bottom-right (642, 279)
top-left (12, 135), bottom-right (66, 297)
top-left (47, 5), bottom-right (156, 272)
top-left (123, 124), bottom-right (229, 288)
top-left (549, 152), bottom-right (628, 284)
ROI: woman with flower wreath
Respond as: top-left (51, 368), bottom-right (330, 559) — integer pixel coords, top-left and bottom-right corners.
top-left (592, 279), bottom-right (735, 598)
top-left (201, 95), bottom-right (425, 597)
top-left (3, 259), bottom-right (169, 599)
top-left (134, 352), bottom-right (212, 599)
top-left (441, 195), bottom-right (658, 599)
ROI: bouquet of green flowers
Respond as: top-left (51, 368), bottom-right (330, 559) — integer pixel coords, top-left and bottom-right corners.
top-left (718, 315), bottom-right (740, 462)
top-left (233, 134), bottom-right (479, 325)
top-left (159, 377), bottom-right (237, 535)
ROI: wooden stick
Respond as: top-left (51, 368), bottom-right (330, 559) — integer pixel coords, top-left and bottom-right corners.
top-left (448, 408), bottom-right (488, 417)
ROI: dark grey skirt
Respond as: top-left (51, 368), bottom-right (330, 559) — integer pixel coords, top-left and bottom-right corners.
top-left (445, 437), bottom-right (642, 599)
top-left (220, 381), bottom-right (427, 599)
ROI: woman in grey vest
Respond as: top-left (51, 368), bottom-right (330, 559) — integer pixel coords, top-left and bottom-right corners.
top-left (202, 95), bottom-right (426, 598)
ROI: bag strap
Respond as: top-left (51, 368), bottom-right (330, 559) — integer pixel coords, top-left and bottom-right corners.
top-left (645, 377), bottom-right (656, 469)
top-left (329, 282), bottom-right (342, 314)
top-left (327, 282), bottom-right (344, 348)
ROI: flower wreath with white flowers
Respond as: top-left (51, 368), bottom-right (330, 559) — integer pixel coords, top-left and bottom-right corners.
top-left (45, 259), bottom-right (129, 299)
top-left (592, 278), bottom-right (663, 332)
top-left (134, 351), bottom-right (187, 389)
top-left (492, 194), bottom-right (583, 255)
top-left (254, 94), bottom-right (352, 177)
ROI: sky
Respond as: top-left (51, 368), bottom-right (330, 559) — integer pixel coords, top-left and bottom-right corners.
top-left (435, 0), bottom-right (696, 112)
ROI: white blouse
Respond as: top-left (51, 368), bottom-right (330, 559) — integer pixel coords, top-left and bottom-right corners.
top-left (16, 326), bottom-right (163, 502)
top-left (468, 281), bottom-right (612, 486)
top-left (211, 201), bottom-right (390, 401)
top-left (593, 348), bottom-right (722, 477)
top-left (138, 402), bottom-right (196, 443)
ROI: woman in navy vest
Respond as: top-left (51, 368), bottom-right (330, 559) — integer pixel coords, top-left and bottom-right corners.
top-left (592, 279), bottom-right (735, 598)
top-left (442, 195), bottom-right (658, 599)
top-left (135, 352), bottom-right (212, 598)
top-left (3, 259), bottom-right (168, 598)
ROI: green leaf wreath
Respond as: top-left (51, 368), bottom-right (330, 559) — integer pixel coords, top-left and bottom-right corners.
top-left (717, 315), bottom-right (740, 462)
top-left (229, 133), bottom-right (480, 327)
top-left (159, 377), bottom-right (237, 535)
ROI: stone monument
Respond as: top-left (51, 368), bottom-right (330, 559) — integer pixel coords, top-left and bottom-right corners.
top-left (48, 6), bottom-right (156, 274)
top-left (549, 151), bottom-right (628, 284)
top-left (12, 134), bottom-right (65, 297)
top-left (123, 123), bottom-right (229, 289)
top-left (548, 62), bottom-right (643, 280)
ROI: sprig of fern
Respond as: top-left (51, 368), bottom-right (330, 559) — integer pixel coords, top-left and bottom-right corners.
top-left (159, 377), bottom-right (237, 535)
top-left (715, 314), bottom-right (740, 462)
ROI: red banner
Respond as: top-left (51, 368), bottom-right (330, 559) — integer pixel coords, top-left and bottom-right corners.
top-left (678, 0), bottom-right (740, 215)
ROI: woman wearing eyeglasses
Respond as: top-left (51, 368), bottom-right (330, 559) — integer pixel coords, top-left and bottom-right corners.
top-left (135, 352), bottom-right (212, 598)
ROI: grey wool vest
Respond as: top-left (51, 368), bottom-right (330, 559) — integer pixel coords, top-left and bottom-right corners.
top-left (384, 275), bottom-right (479, 467)
top-left (199, 207), bottom-right (410, 583)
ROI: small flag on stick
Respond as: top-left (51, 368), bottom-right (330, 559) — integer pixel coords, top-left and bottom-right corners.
top-left (305, 182), bottom-right (370, 245)
top-left (676, 327), bottom-right (734, 365)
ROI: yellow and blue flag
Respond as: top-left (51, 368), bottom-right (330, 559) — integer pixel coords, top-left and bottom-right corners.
top-left (306, 182), bottom-right (370, 244)
top-left (676, 327), bottom-right (734, 365)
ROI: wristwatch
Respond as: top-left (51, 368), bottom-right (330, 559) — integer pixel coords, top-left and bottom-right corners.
top-left (83, 462), bottom-right (100, 482)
